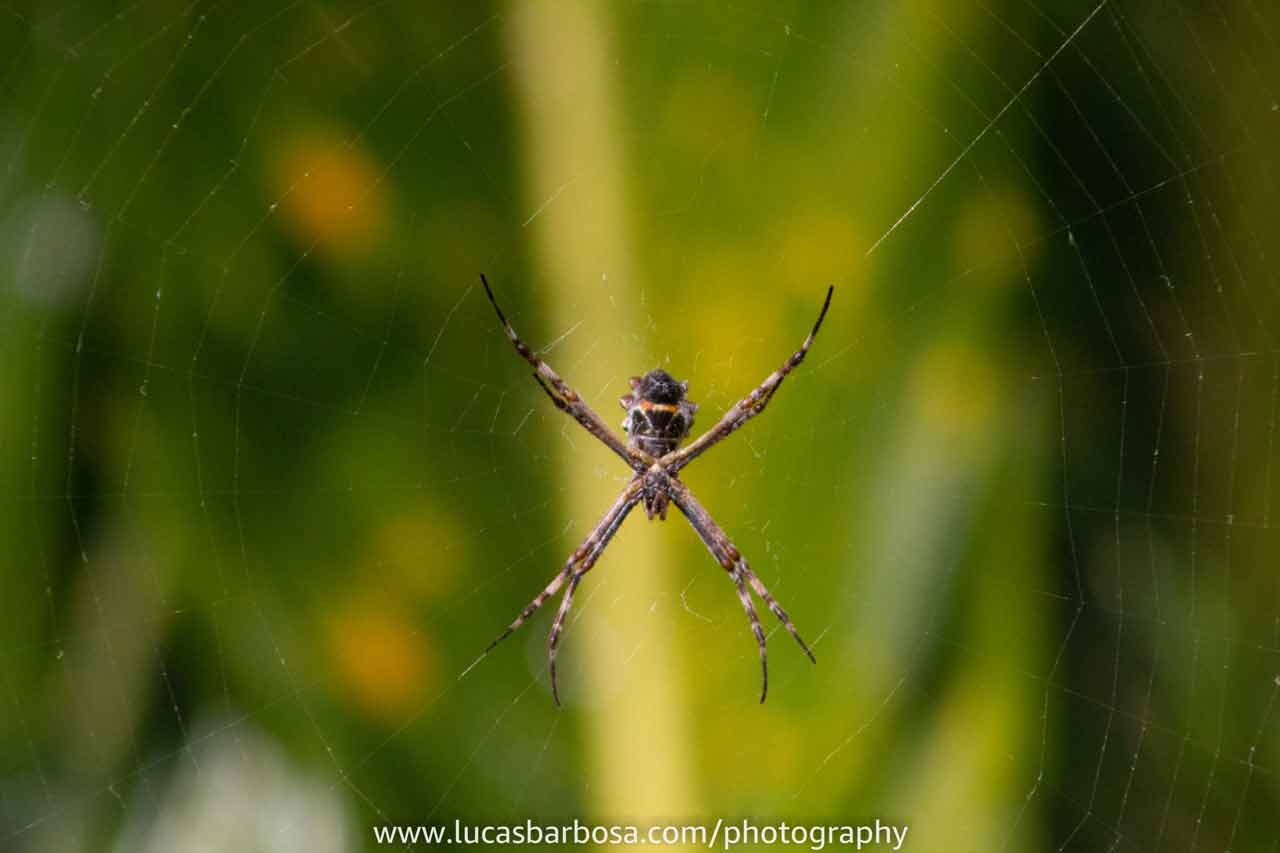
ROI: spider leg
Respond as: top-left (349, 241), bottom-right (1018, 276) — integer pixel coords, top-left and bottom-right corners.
top-left (736, 556), bottom-right (817, 664)
top-left (663, 285), bottom-right (832, 474)
top-left (546, 488), bottom-right (641, 705)
top-left (547, 573), bottom-right (584, 706)
top-left (729, 566), bottom-right (770, 703)
top-left (483, 480), bottom-right (641, 657)
top-left (482, 564), bottom-right (571, 656)
top-left (668, 479), bottom-right (815, 702)
top-left (482, 480), bottom-right (642, 705)
top-left (482, 275), bottom-right (651, 472)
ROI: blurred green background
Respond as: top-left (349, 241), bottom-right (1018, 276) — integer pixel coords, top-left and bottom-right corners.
top-left (3, 0), bottom-right (1279, 850)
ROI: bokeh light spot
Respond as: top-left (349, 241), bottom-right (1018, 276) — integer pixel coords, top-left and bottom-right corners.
top-left (950, 186), bottom-right (1040, 285)
top-left (326, 598), bottom-right (435, 722)
top-left (911, 342), bottom-right (1003, 443)
top-left (369, 506), bottom-right (463, 602)
top-left (271, 129), bottom-right (386, 256)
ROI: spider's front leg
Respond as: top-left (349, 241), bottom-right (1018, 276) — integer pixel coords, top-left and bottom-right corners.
top-left (481, 478), bottom-right (643, 705)
top-left (481, 275), bottom-right (651, 473)
top-left (667, 478), bottom-right (815, 702)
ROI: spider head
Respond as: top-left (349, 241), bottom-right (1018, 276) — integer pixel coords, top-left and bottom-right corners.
top-left (619, 369), bottom-right (698, 457)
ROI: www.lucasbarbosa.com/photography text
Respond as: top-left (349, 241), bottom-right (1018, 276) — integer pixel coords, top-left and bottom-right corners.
top-left (372, 817), bottom-right (910, 849)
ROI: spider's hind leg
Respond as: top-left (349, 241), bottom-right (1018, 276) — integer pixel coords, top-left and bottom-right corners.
top-left (480, 274), bottom-right (650, 473)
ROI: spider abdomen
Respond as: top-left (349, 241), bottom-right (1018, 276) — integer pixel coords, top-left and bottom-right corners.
top-left (620, 369), bottom-right (697, 458)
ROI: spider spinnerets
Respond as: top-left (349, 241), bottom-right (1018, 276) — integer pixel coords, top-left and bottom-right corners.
top-left (478, 274), bottom-right (833, 705)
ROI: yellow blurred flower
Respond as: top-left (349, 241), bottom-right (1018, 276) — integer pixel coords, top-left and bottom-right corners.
top-left (774, 208), bottom-right (865, 299)
top-left (369, 506), bottom-right (464, 603)
top-left (911, 342), bottom-right (1003, 443)
top-left (682, 243), bottom-right (783, 385)
top-left (950, 186), bottom-right (1041, 287)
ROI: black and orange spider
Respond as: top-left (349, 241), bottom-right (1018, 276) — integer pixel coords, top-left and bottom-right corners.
top-left (480, 275), bottom-right (833, 704)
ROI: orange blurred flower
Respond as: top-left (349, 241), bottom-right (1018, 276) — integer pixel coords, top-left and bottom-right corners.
top-left (270, 129), bottom-right (386, 256)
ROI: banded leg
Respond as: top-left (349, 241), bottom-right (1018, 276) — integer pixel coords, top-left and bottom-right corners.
top-left (730, 566), bottom-right (770, 702)
top-left (483, 479), bottom-right (642, 657)
top-left (669, 478), bottom-right (815, 702)
top-left (546, 487), bottom-right (641, 704)
top-left (482, 275), bottom-right (651, 472)
top-left (547, 573), bottom-right (583, 706)
top-left (664, 286), bottom-right (833, 474)
top-left (737, 561), bottom-right (815, 663)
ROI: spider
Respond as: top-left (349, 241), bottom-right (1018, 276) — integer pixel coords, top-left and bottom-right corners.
top-left (480, 274), bottom-right (833, 704)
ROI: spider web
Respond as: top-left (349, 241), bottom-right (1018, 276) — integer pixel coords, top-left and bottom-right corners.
top-left (2, 0), bottom-right (1279, 850)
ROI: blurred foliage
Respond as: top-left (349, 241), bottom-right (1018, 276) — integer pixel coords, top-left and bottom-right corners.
top-left (2, 1), bottom-right (1279, 851)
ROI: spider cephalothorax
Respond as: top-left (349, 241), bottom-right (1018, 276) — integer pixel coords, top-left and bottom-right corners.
top-left (479, 275), bottom-right (832, 704)
top-left (620, 368), bottom-right (698, 459)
